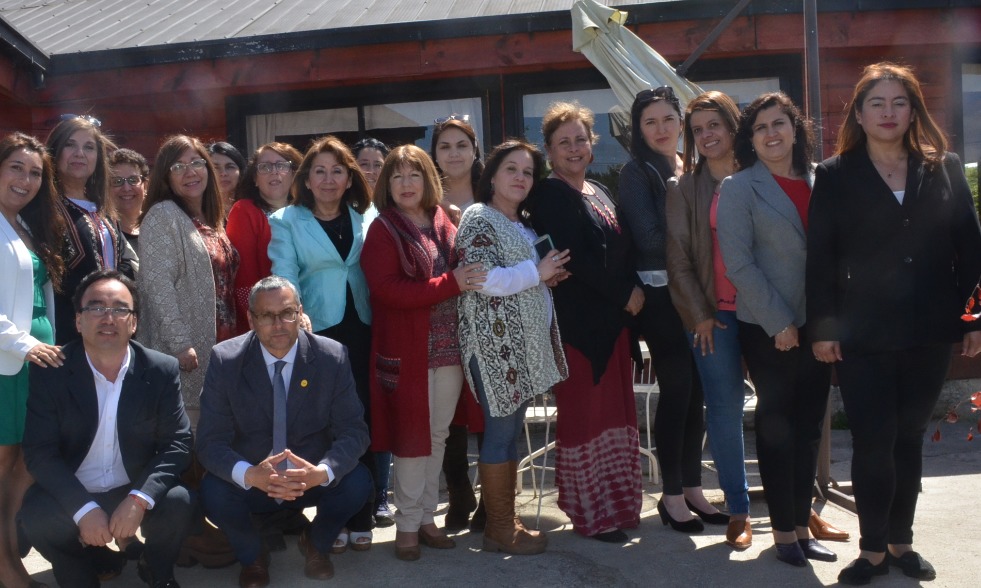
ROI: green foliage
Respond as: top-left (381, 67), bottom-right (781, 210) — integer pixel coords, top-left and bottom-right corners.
top-left (967, 164), bottom-right (979, 215)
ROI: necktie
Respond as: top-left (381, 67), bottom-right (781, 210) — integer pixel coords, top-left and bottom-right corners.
top-left (272, 360), bottom-right (288, 472)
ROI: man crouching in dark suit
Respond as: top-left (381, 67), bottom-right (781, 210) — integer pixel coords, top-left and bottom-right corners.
top-left (195, 276), bottom-right (371, 587)
top-left (21, 269), bottom-right (194, 588)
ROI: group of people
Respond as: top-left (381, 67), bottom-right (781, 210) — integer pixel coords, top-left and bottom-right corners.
top-left (0, 59), bottom-right (977, 588)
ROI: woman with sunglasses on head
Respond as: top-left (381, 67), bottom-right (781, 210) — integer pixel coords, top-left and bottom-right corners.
top-left (107, 148), bottom-right (148, 279)
top-left (227, 142), bottom-right (302, 337)
top-left (456, 139), bottom-right (569, 555)
top-left (716, 92), bottom-right (834, 567)
top-left (268, 135), bottom-right (376, 553)
top-left (361, 145), bottom-right (486, 561)
top-left (620, 86), bottom-right (722, 535)
top-left (138, 135), bottom-right (238, 428)
top-left (45, 115), bottom-right (122, 345)
top-left (527, 101), bottom-right (644, 543)
top-left (430, 114), bottom-right (487, 532)
top-left (663, 90), bottom-right (754, 547)
top-left (207, 142), bottom-right (247, 216)
top-left (807, 63), bottom-right (981, 585)
top-left (0, 132), bottom-right (65, 588)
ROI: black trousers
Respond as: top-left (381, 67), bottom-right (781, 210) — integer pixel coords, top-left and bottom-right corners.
top-left (21, 482), bottom-right (193, 588)
top-left (835, 344), bottom-right (950, 552)
top-left (738, 321), bottom-right (830, 533)
top-left (318, 315), bottom-right (375, 533)
top-left (638, 284), bottom-right (704, 495)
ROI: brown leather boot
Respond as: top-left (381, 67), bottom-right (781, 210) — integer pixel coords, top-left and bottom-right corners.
top-left (480, 462), bottom-right (547, 555)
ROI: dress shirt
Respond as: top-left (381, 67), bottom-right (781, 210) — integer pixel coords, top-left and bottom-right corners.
top-left (231, 340), bottom-right (335, 489)
top-left (73, 347), bottom-right (154, 524)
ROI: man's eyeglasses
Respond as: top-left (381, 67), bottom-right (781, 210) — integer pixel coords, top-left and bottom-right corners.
top-left (434, 114), bottom-right (470, 125)
top-left (256, 161), bottom-right (294, 175)
top-left (110, 176), bottom-right (144, 188)
top-left (60, 114), bottom-right (102, 128)
top-left (169, 159), bottom-right (208, 175)
top-left (250, 309), bottom-right (299, 326)
top-left (81, 306), bottom-right (135, 318)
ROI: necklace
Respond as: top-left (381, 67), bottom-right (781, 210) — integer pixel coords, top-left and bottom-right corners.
top-left (320, 214), bottom-right (348, 241)
top-left (551, 171), bottom-right (620, 233)
top-left (869, 152), bottom-right (907, 179)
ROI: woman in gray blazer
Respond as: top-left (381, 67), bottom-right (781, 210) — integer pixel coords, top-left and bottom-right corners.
top-left (717, 92), bottom-right (834, 568)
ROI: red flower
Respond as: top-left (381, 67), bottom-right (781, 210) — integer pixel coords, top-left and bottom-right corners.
top-left (945, 410), bottom-right (959, 424)
top-left (971, 392), bottom-right (981, 408)
top-left (968, 430), bottom-right (975, 441)
top-left (932, 428), bottom-right (942, 442)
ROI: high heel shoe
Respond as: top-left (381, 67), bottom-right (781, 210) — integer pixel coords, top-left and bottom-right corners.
top-left (684, 499), bottom-right (730, 525)
top-left (656, 499), bottom-right (704, 534)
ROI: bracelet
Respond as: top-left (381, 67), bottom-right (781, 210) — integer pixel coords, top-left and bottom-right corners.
top-left (129, 494), bottom-right (147, 510)
top-left (778, 326), bottom-right (791, 335)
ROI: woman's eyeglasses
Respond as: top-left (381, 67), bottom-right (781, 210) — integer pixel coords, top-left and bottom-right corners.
top-left (635, 85), bottom-right (679, 105)
top-left (169, 159), bottom-right (207, 175)
top-left (434, 114), bottom-right (470, 125)
top-left (110, 175), bottom-right (144, 187)
top-left (256, 161), bottom-right (295, 175)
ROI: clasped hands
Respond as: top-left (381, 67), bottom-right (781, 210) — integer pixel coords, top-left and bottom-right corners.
top-left (245, 449), bottom-right (328, 500)
top-left (77, 494), bottom-right (147, 547)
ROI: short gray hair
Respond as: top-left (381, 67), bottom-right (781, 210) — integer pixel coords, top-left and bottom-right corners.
top-left (248, 276), bottom-right (301, 310)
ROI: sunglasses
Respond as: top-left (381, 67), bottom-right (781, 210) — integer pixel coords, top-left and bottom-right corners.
top-left (434, 114), bottom-right (470, 125)
top-left (635, 85), bottom-right (679, 104)
top-left (59, 114), bottom-right (102, 128)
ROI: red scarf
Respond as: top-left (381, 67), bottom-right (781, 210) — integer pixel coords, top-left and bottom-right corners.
top-left (377, 206), bottom-right (458, 280)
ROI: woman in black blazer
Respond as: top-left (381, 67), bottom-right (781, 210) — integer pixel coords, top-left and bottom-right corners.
top-left (807, 62), bottom-right (981, 586)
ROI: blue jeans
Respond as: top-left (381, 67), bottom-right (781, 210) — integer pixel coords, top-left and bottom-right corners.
top-left (469, 355), bottom-right (529, 464)
top-left (686, 310), bottom-right (750, 515)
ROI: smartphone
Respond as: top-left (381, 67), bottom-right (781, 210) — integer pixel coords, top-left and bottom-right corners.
top-left (533, 234), bottom-right (555, 260)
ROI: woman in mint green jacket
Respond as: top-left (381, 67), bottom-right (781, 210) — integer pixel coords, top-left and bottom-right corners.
top-left (267, 135), bottom-right (374, 551)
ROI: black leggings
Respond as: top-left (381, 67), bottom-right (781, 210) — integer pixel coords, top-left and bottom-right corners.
top-left (836, 344), bottom-right (950, 552)
top-left (640, 285), bottom-right (704, 495)
top-left (738, 321), bottom-right (830, 533)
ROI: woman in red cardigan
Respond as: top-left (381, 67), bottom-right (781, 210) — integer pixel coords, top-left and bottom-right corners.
top-left (225, 142), bottom-right (302, 335)
top-left (361, 144), bottom-right (486, 561)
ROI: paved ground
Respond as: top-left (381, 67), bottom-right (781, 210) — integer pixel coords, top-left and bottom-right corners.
top-left (23, 428), bottom-right (981, 587)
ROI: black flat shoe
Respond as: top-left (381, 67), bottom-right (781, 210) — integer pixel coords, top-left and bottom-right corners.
top-left (888, 551), bottom-right (936, 581)
top-left (591, 530), bottom-right (628, 543)
top-left (684, 499), bottom-right (730, 525)
top-left (656, 499), bottom-right (704, 534)
top-left (798, 538), bottom-right (837, 562)
top-left (775, 541), bottom-right (808, 567)
top-left (838, 557), bottom-right (889, 585)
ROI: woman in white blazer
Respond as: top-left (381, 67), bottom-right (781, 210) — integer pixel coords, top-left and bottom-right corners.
top-left (0, 132), bottom-right (66, 588)
top-left (717, 93), bottom-right (834, 568)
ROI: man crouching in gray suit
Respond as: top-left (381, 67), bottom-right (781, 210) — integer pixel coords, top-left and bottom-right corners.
top-left (196, 276), bottom-right (371, 587)
top-left (22, 269), bottom-right (194, 588)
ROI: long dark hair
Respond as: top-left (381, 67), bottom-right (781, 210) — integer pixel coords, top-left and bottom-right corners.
top-left (475, 139), bottom-right (545, 226)
top-left (293, 135), bottom-right (371, 215)
top-left (835, 61), bottom-right (948, 170)
top-left (682, 91), bottom-right (740, 175)
top-left (430, 116), bottom-right (483, 194)
top-left (1, 132), bottom-right (66, 291)
top-left (142, 135), bottom-right (225, 229)
top-left (45, 116), bottom-right (115, 219)
top-left (630, 86), bottom-right (682, 180)
top-left (734, 92), bottom-right (814, 176)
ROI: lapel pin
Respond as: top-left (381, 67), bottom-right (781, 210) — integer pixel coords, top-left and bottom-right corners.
top-left (300, 379), bottom-right (309, 388)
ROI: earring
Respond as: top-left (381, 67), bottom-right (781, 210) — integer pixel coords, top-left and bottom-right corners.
top-left (490, 182), bottom-right (495, 195)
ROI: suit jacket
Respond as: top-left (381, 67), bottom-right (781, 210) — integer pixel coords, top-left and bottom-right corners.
top-left (0, 214), bottom-right (56, 374)
top-left (23, 341), bottom-right (192, 518)
top-left (806, 150), bottom-right (981, 353)
top-left (716, 160), bottom-right (814, 336)
top-left (195, 330), bottom-right (369, 484)
top-left (268, 204), bottom-right (372, 332)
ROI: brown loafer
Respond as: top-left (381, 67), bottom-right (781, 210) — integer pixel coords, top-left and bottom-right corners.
top-left (395, 530), bottom-right (421, 561)
top-left (419, 527), bottom-right (456, 549)
top-left (725, 519), bottom-right (752, 550)
top-left (808, 512), bottom-right (850, 542)
top-left (298, 528), bottom-right (335, 580)
top-left (238, 552), bottom-right (270, 588)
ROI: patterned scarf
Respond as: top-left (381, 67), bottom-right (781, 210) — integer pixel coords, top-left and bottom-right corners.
top-left (376, 206), bottom-right (458, 280)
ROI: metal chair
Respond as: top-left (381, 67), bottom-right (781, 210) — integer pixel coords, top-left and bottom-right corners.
top-left (633, 340), bottom-right (659, 484)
